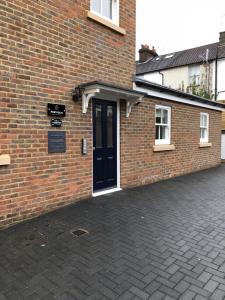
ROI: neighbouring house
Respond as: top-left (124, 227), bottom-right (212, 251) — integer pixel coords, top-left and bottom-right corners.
top-left (0, 0), bottom-right (225, 228)
top-left (136, 32), bottom-right (225, 101)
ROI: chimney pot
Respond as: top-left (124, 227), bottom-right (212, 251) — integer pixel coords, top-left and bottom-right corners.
top-left (219, 31), bottom-right (225, 45)
top-left (139, 44), bottom-right (158, 63)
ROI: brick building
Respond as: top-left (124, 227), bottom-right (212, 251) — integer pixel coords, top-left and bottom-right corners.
top-left (0, 0), bottom-right (224, 228)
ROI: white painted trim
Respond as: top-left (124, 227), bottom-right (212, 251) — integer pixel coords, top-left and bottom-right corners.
top-left (134, 84), bottom-right (224, 111)
top-left (117, 100), bottom-right (121, 189)
top-left (200, 112), bottom-right (209, 143)
top-left (92, 98), bottom-right (121, 195)
top-left (90, 0), bottom-right (119, 26)
top-left (155, 105), bottom-right (171, 145)
top-left (87, 11), bottom-right (125, 35)
top-left (93, 187), bottom-right (122, 197)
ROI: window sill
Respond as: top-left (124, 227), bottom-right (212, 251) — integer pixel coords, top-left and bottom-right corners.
top-left (87, 11), bottom-right (126, 35)
top-left (0, 154), bottom-right (11, 166)
top-left (199, 142), bottom-right (212, 148)
top-left (153, 144), bottom-right (175, 152)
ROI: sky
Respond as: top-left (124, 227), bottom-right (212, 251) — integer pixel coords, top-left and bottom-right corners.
top-left (136, 0), bottom-right (225, 58)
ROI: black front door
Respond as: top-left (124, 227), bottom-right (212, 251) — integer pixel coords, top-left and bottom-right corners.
top-left (93, 99), bottom-right (117, 192)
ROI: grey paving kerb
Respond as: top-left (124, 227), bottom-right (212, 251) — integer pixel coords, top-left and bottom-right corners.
top-left (2, 166), bottom-right (225, 299)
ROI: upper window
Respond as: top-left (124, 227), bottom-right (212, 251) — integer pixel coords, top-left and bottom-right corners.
top-left (91, 0), bottom-right (119, 25)
top-left (189, 65), bottom-right (200, 86)
top-left (155, 105), bottom-right (171, 145)
top-left (200, 113), bottom-right (209, 143)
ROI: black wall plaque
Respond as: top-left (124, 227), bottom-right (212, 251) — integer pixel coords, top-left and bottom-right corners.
top-left (51, 119), bottom-right (62, 127)
top-left (48, 131), bottom-right (66, 153)
top-left (47, 103), bottom-right (66, 117)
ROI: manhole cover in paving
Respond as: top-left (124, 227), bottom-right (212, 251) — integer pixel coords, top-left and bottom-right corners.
top-left (70, 228), bottom-right (89, 237)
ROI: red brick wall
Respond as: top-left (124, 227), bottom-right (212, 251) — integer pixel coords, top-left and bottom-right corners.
top-left (0, 0), bottom-right (135, 227)
top-left (120, 98), bottom-right (221, 187)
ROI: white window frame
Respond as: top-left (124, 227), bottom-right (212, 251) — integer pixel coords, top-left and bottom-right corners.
top-left (90, 0), bottom-right (119, 26)
top-left (200, 112), bottom-right (209, 143)
top-left (155, 105), bottom-right (171, 145)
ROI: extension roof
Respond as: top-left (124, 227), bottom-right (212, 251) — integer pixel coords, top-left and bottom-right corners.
top-left (134, 77), bottom-right (225, 111)
top-left (136, 42), bottom-right (225, 75)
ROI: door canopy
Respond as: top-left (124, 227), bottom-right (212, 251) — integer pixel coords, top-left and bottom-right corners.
top-left (73, 81), bottom-right (146, 117)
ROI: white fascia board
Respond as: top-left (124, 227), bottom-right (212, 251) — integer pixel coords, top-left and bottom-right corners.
top-left (86, 83), bottom-right (144, 99)
top-left (134, 84), bottom-right (224, 112)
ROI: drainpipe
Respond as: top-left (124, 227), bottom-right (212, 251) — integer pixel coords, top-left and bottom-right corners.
top-left (214, 45), bottom-right (218, 101)
top-left (159, 71), bottom-right (164, 85)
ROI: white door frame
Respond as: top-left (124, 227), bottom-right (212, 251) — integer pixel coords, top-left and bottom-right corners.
top-left (92, 98), bottom-right (121, 197)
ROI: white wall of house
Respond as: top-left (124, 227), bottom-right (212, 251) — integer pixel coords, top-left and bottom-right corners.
top-left (217, 58), bottom-right (225, 100)
top-left (138, 72), bottom-right (163, 85)
top-left (138, 62), bottom-right (216, 95)
top-left (138, 66), bottom-right (189, 90)
top-left (221, 133), bottom-right (225, 159)
top-left (162, 66), bottom-right (188, 90)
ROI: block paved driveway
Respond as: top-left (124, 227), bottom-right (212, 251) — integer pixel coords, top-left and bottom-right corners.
top-left (2, 167), bottom-right (225, 299)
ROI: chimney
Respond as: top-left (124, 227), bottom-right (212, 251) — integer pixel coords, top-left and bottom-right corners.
top-left (219, 31), bottom-right (225, 45)
top-left (218, 31), bottom-right (225, 58)
top-left (139, 44), bottom-right (158, 63)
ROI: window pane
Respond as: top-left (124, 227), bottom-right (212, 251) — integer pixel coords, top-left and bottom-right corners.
top-left (156, 109), bottom-right (161, 124)
top-left (162, 109), bottom-right (168, 124)
top-left (96, 104), bottom-right (102, 148)
top-left (200, 114), bottom-right (208, 128)
top-left (91, 0), bottom-right (101, 14)
top-left (107, 105), bottom-right (113, 147)
top-left (165, 126), bottom-right (169, 139)
top-left (156, 125), bottom-right (160, 139)
top-left (160, 126), bottom-right (165, 139)
top-left (161, 126), bottom-right (169, 140)
top-left (203, 115), bottom-right (207, 127)
top-left (201, 128), bottom-right (207, 140)
top-left (189, 65), bottom-right (200, 85)
top-left (203, 128), bottom-right (206, 139)
top-left (102, 0), bottom-right (112, 19)
top-left (200, 115), bottom-right (203, 127)
top-left (200, 128), bottom-right (203, 139)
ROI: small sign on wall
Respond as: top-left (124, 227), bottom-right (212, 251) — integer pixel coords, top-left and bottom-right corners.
top-left (47, 103), bottom-right (66, 117)
top-left (48, 131), bottom-right (66, 153)
top-left (50, 119), bottom-right (62, 127)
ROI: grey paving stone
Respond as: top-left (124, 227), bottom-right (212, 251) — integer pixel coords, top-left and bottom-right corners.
top-left (129, 286), bottom-right (149, 299)
top-left (166, 264), bottom-right (180, 275)
top-left (194, 295), bottom-right (209, 300)
top-left (116, 291), bottom-right (134, 300)
top-left (174, 281), bottom-right (190, 294)
top-left (197, 271), bottom-right (212, 283)
top-left (211, 289), bottom-right (225, 300)
top-left (148, 291), bottom-right (165, 299)
top-left (179, 290), bottom-right (196, 300)
top-left (204, 279), bottom-right (219, 292)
